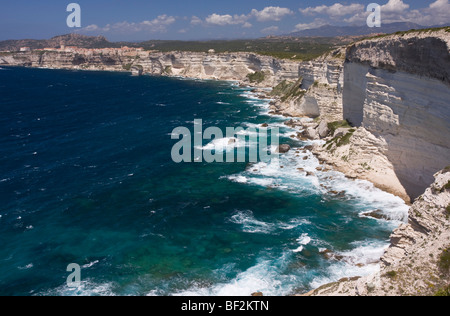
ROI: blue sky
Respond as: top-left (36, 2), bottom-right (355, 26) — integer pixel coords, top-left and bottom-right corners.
top-left (0, 0), bottom-right (449, 41)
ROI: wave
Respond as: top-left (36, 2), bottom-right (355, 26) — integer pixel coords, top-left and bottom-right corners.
top-left (225, 146), bottom-right (408, 223)
top-left (310, 240), bottom-right (388, 290)
top-left (174, 251), bottom-right (296, 296)
top-left (228, 210), bottom-right (309, 235)
top-left (229, 210), bottom-right (275, 234)
top-left (292, 233), bottom-right (312, 253)
top-left (197, 137), bottom-right (247, 153)
top-left (40, 280), bottom-right (116, 296)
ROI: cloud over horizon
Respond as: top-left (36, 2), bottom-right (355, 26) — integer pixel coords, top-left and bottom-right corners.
top-left (77, 1), bottom-right (449, 40)
top-left (298, 0), bottom-right (450, 30)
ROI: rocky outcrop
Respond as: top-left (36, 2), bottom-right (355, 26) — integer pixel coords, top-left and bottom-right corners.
top-left (270, 48), bottom-right (345, 121)
top-left (312, 126), bottom-right (411, 202)
top-left (304, 168), bottom-right (450, 296)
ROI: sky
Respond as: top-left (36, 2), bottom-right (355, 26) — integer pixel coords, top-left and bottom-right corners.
top-left (0, 0), bottom-right (449, 41)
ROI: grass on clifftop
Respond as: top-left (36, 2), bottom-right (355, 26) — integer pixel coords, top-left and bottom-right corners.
top-left (140, 38), bottom-right (338, 61)
top-left (364, 26), bottom-right (450, 40)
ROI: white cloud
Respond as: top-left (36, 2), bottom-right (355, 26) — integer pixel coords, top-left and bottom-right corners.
top-left (81, 15), bottom-right (176, 34)
top-left (294, 19), bottom-right (328, 31)
top-left (373, 0), bottom-right (450, 25)
top-left (300, 3), bottom-right (364, 17)
top-left (381, 0), bottom-right (410, 14)
top-left (205, 13), bottom-right (249, 26)
top-left (413, 0), bottom-right (450, 25)
top-left (190, 16), bottom-right (203, 26)
top-left (141, 15), bottom-right (176, 32)
top-left (250, 6), bottom-right (294, 22)
top-left (203, 6), bottom-right (293, 27)
top-left (300, 0), bottom-right (450, 27)
top-left (83, 24), bottom-right (100, 32)
top-left (261, 26), bottom-right (279, 34)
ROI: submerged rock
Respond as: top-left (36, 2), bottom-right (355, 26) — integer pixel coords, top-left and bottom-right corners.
top-left (362, 209), bottom-right (391, 221)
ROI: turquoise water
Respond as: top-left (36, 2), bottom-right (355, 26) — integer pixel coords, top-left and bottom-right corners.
top-left (0, 66), bottom-right (408, 296)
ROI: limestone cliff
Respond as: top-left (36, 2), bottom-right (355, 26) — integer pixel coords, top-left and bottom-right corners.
top-left (145, 51), bottom-right (299, 85)
top-left (342, 29), bottom-right (450, 200)
top-left (0, 50), bottom-right (299, 87)
top-left (307, 29), bottom-right (450, 202)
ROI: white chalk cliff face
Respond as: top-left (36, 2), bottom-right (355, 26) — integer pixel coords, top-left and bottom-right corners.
top-left (343, 30), bottom-right (450, 200)
top-left (146, 51), bottom-right (300, 85)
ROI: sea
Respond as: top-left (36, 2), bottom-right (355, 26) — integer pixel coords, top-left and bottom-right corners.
top-left (0, 66), bottom-right (409, 296)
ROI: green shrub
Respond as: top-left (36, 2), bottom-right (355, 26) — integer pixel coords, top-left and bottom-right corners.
top-left (442, 181), bottom-right (450, 192)
top-left (327, 120), bottom-right (352, 135)
top-left (271, 77), bottom-right (305, 102)
top-left (337, 131), bottom-right (354, 147)
top-left (122, 63), bottom-right (132, 71)
top-left (163, 65), bottom-right (172, 74)
top-left (385, 271), bottom-right (397, 278)
top-left (434, 285), bottom-right (450, 296)
top-left (439, 249), bottom-right (450, 274)
top-left (247, 71), bottom-right (266, 83)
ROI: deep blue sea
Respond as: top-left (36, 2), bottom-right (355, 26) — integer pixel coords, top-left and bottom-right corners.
top-left (0, 66), bottom-right (408, 296)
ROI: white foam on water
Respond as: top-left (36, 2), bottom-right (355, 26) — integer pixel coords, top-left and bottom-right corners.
top-left (43, 280), bottom-right (116, 296)
top-left (292, 233), bottom-right (312, 253)
top-left (318, 170), bottom-right (409, 223)
top-left (175, 251), bottom-right (297, 297)
top-left (229, 210), bottom-right (274, 234)
top-left (310, 240), bottom-right (388, 290)
top-left (227, 210), bottom-right (310, 236)
top-left (82, 260), bottom-right (99, 269)
top-left (18, 263), bottom-right (33, 270)
top-left (226, 144), bottom-right (408, 224)
top-left (198, 137), bottom-right (247, 153)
